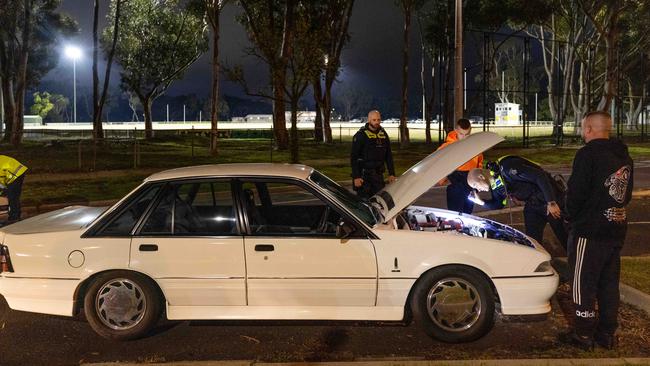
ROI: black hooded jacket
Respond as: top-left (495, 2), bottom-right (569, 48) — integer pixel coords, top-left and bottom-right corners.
top-left (567, 138), bottom-right (634, 241)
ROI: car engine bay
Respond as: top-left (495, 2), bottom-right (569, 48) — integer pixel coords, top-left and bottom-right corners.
top-left (402, 206), bottom-right (534, 247)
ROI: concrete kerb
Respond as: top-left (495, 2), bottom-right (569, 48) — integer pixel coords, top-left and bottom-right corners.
top-left (82, 357), bottom-right (650, 366)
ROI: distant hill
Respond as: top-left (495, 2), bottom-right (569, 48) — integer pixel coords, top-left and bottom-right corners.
top-left (223, 94), bottom-right (272, 117)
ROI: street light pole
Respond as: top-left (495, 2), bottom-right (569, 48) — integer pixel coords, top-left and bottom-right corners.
top-left (454, 0), bottom-right (464, 123)
top-left (72, 57), bottom-right (77, 123)
top-left (64, 45), bottom-right (82, 123)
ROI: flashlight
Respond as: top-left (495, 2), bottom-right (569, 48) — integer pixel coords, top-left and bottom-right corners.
top-left (468, 190), bottom-right (485, 206)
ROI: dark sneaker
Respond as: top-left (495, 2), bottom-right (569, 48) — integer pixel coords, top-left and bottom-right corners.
top-left (558, 331), bottom-right (594, 351)
top-left (594, 332), bottom-right (616, 350)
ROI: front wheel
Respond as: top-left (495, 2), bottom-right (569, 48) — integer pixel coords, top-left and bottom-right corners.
top-left (410, 266), bottom-right (495, 343)
top-left (84, 271), bottom-right (162, 340)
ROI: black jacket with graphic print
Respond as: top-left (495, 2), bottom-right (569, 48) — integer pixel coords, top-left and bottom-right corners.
top-left (567, 138), bottom-right (634, 241)
top-left (350, 124), bottom-right (395, 179)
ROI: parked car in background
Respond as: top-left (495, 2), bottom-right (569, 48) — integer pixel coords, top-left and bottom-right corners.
top-left (0, 132), bottom-right (558, 343)
top-left (469, 116), bottom-right (485, 125)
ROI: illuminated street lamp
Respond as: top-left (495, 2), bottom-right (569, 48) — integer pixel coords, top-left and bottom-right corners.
top-left (64, 45), bottom-right (82, 123)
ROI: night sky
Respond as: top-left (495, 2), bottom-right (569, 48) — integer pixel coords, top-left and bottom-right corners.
top-left (41, 0), bottom-right (433, 119)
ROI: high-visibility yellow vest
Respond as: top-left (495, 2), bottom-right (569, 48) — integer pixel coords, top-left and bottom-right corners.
top-left (0, 155), bottom-right (28, 188)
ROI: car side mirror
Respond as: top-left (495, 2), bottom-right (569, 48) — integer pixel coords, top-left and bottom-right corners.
top-left (336, 219), bottom-right (356, 239)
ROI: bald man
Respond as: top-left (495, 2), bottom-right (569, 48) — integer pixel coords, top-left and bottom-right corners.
top-left (560, 111), bottom-right (634, 350)
top-left (350, 110), bottom-right (396, 199)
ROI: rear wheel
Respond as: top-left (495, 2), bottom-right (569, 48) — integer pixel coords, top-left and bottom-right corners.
top-left (410, 266), bottom-right (495, 343)
top-left (84, 271), bottom-right (161, 340)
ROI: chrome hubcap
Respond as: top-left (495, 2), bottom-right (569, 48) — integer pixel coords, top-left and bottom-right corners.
top-left (426, 277), bottom-right (481, 332)
top-left (95, 278), bottom-right (146, 330)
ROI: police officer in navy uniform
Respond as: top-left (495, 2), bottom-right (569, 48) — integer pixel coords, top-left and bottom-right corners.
top-left (351, 110), bottom-right (396, 200)
top-left (559, 111), bottom-right (633, 350)
top-left (467, 155), bottom-right (568, 248)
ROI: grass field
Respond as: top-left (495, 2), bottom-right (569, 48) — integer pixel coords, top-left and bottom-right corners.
top-left (3, 133), bottom-right (650, 206)
top-left (621, 257), bottom-right (650, 294)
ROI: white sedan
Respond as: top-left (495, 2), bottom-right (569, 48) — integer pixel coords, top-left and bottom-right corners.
top-left (0, 132), bottom-right (558, 342)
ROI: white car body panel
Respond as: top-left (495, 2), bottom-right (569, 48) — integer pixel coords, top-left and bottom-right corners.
top-left (244, 236), bottom-right (377, 306)
top-left (166, 305), bottom-right (404, 321)
top-left (130, 237), bottom-right (247, 306)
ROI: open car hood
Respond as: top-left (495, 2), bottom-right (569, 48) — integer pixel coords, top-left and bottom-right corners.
top-left (371, 131), bottom-right (504, 223)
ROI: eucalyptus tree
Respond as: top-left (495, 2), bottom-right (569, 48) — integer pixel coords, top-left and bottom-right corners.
top-left (93, 0), bottom-right (123, 140)
top-left (237, 0), bottom-right (294, 150)
top-left (191, 0), bottom-right (232, 156)
top-left (0, 0), bottom-right (77, 145)
top-left (106, 0), bottom-right (208, 139)
top-left (310, 0), bottom-right (354, 143)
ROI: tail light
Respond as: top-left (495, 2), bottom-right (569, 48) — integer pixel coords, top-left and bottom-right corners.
top-left (0, 245), bottom-right (13, 273)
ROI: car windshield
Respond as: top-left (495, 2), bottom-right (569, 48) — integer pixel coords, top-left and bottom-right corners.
top-left (308, 170), bottom-right (377, 227)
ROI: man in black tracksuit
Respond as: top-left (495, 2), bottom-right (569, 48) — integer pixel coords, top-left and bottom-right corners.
top-left (467, 155), bottom-right (568, 248)
top-left (560, 111), bottom-right (634, 350)
top-left (351, 110), bottom-right (396, 200)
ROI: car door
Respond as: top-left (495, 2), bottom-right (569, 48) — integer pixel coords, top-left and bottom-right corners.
top-left (130, 179), bottom-right (246, 307)
top-left (238, 178), bottom-right (377, 307)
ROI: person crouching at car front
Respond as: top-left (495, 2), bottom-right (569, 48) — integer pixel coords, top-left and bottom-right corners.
top-left (436, 118), bottom-right (482, 214)
top-left (466, 156), bottom-right (568, 249)
top-left (0, 155), bottom-right (28, 224)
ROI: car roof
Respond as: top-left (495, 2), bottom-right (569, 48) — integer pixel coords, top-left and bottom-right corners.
top-left (144, 163), bottom-right (314, 182)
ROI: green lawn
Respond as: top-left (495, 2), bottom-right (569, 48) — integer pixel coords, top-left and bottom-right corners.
top-left (3, 134), bottom-right (650, 206)
top-left (621, 257), bottom-right (650, 294)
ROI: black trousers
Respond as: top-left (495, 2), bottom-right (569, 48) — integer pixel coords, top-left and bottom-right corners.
top-left (446, 171), bottom-right (474, 214)
top-left (568, 233), bottom-right (622, 337)
top-left (356, 170), bottom-right (385, 200)
top-left (523, 201), bottom-right (568, 249)
top-left (6, 174), bottom-right (25, 221)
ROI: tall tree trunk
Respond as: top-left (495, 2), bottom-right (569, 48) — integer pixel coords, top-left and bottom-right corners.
top-left (93, 0), bottom-right (122, 141)
top-left (323, 78), bottom-right (333, 143)
top-left (142, 97), bottom-right (153, 139)
top-left (443, 48), bottom-right (454, 132)
top-left (425, 60), bottom-right (435, 145)
top-left (312, 76), bottom-right (324, 141)
top-left (0, 77), bottom-right (3, 136)
top-left (2, 78), bottom-right (15, 142)
top-left (272, 69), bottom-right (289, 149)
top-left (209, 7), bottom-right (221, 156)
top-left (11, 0), bottom-right (32, 146)
top-left (399, 1), bottom-right (411, 147)
top-left (289, 99), bottom-right (299, 163)
top-left (598, 33), bottom-right (619, 111)
top-left (92, 0), bottom-right (102, 139)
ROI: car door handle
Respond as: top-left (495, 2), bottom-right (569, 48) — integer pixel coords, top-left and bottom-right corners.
top-left (255, 244), bottom-right (274, 252)
top-left (139, 244), bottom-right (158, 252)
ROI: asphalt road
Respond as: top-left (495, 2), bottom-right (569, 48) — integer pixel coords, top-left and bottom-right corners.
top-left (2, 162), bottom-right (650, 365)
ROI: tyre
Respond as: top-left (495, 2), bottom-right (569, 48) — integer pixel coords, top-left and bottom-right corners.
top-left (84, 271), bottom-right (162, 340)
top-left (410, 266), bottom-right (495, 343)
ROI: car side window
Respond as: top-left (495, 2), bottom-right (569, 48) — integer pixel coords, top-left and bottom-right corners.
top-left (140, 180), bottom-right (237, 236)
top-left (98, 184), bottom-right (161, 236)
top-left (241, 180), bottom-right (341, 237)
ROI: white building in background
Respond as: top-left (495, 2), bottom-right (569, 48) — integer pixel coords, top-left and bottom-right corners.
top-left (244, 114), bottom-right (272, 123)
top-left (242, 111), bottom-right (316, 124)
top-left (24, 115), bottom-right (43, 125)
top-left (495, 103), bottom-right (522, 125)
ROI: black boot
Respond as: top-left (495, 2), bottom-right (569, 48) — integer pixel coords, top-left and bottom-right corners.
top-left (594, 332), bottom-right (616, 350)
top-left (558, 330), bottom-right (594, 351)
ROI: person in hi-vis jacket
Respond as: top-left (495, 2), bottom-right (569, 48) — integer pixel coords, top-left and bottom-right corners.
top-left (0, 155), bottom-right (28, 224)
